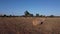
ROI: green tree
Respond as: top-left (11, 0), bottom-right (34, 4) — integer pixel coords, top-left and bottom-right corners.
top-left (3, 14), bottom-right (6, 17)
top-left (40, 15), bottom-right (43, 17)
top-left (30, 14), bottom-right (33, 17)
top-left (24, 10), bottom-right (34, 17)
top-left (36, 14), bottom-right (39, 17)
top-left (10, 15), bottom-right (12, 17)
top-left (24, 10), bottom-right (30, 16)
top-left (49, 15), bottom-right (54, 17)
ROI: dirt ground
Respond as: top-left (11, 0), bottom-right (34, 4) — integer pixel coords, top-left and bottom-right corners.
top-left (0, 17), bottom-right (60, 34)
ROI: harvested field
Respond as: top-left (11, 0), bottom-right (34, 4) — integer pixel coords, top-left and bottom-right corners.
top-left (0, 17), bottom-right (60, 34)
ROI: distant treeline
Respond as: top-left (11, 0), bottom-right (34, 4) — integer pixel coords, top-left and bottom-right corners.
top-left (0, 10), bottom-right (60, 17)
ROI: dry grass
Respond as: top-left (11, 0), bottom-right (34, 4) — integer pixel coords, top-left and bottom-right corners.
top-left (0, 17), bottom-right (60, 34)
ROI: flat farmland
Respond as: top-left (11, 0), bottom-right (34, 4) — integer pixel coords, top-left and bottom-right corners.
top-left (0, 17), bottom-right (60, 34)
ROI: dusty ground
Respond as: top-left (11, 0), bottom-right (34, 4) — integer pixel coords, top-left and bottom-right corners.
top-left (0, 17), bottom-right (60, 34)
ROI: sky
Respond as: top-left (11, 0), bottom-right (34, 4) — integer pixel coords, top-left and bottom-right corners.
top-left (0, 0), bottom-right (60, 16)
